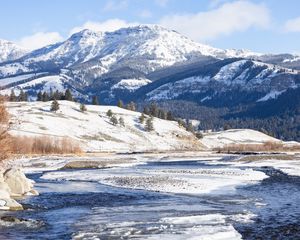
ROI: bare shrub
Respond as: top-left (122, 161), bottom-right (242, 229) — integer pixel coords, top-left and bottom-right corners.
top-left (216, 141), bottom-right (300, 153)
top-left (11, 136), bottom-right (82, 155)
top-left (0, 96), bottom-right (12, 160)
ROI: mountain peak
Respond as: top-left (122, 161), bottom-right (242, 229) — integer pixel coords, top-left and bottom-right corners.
top-left (0, 39), bottom-right (28, 63)
top-left (69, 29), bottom-right (104, 40)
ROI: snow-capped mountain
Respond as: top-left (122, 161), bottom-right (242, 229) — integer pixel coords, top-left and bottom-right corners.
top-left (0, 25), bottom-right (228, 78)
top-left (254, 53), bottom-right (300, 70)
top-left (0, 24), bottom-right (299, 109)
top-left (0, 39), bottom-right (28, 63)
top-left (224, 49), bottom-right (262, 58)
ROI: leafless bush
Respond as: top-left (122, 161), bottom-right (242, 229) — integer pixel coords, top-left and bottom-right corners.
top-left (0, 96), bottom-right (11, 160)
top-left (11, 136), bottom-right (83, 155)
top-left (215, 141), bottom-right (300, 153)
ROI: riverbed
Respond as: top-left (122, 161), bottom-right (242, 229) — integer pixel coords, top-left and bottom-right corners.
top-left (0, 153), bottom-right (299, 239)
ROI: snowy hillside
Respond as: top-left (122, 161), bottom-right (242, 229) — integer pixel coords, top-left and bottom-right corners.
top-left (0, 39), bottom-right (28, 63)
top-left (7, 101), bottom-right (203, 152)
top-left (144, 58), bottom-right (299, 103)
top-left (201, 129), bottom-right (282, 149)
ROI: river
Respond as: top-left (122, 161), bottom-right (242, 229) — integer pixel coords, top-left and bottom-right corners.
top-left (0, 154), bottom-right (299, 239)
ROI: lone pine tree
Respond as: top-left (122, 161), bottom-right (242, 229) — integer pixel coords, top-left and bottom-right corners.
top-left (50, 100), bottom-right (60, 112)
top-left (92, 96), bottom-right (99, 105)
top-left (110, 115), bottom-right (118, 126)
top-left (145, 117), bottom-right (154, 132)
top-left (80, 103), bottom-right (87, 112)
top-left (119, 117), bottom-right (125, 127)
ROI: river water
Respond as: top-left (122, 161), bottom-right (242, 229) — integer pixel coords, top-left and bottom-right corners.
top-left (0, 156), bottom-right (300, 240)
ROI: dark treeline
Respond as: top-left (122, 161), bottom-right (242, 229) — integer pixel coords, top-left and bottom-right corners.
top-left (156, 100), bottom-right (300, 142)
top-left (9, 89), bottom-right (28, 102)
top-left (142, 102), bottom-right (174, 121)
top-left (36, 89), bottom-right (74, 102)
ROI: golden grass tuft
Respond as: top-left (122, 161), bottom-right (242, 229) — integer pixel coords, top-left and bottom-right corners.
top-left (216, 141), bottom-right (300, 153)
top-left (0, 96), bottom-right (11, 160)
top-left (11, 136), bottom-right (83, 155)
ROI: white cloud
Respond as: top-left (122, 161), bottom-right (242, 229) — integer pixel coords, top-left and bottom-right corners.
top-left (159, 0), bottom-right (270, 42)
top-left (17, 32), bottom-right (63, 50)
top-left (70, 19), bottom-right (139, 35)
top-left (284, 17), bottom-right (300, 32)
top-left (103, 0), bottom-right (128, 11)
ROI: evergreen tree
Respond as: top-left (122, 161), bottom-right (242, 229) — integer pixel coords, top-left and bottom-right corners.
top-left (37, 91), bottom-right (43, 101)
top-left (49, 88), bottom-right (54, 100)
top-left (139, 113), bottom-right (145, 124)
top-left (126, 101), bottom-right (136, 111)
top-left (9, 90), bottom-right (16, 102)
top-left (110, 115), bottom-right (118, 126)
top-left (145, 117), bottom-right (154, 132)
top-left (50, 100), bottom-right (59, 112)
top-left (106, 109), bottom-right (113, 117)
top-left (64, 89), bottom-right (73, 101)
top-left (53, 90), bottom-right (61, 101)
top-left (186, 119), bottom-right (194, 133)
top-left (80, 103), bottom-right (87, 112)
top-left (158, 109), bottom-right (166, 119)
top-left (149, 102), bottom-right (158, 117)
top-left (19, 89), bottom-right (28, 101)
top-left (177, 119), bottom-right (186, 128)
top-left (42, 92), bottom-right (49, 102)
top-left (143, 106), bottom-right (150, 115)
top-left (92, 96), bottom-right (99, 105)
top-left (117, 99), bottom-right (124, 108)
top-left (119, 117), bottom-right (125, 127)
top-left (223, 124), bottom-right (230, 131)
top-left (195, 132), bottom-right (203, 139)
top-left (166, 111), bottom-right (174, 121)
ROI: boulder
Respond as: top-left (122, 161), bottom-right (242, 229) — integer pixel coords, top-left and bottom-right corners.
top-left (0, 168), bottom-right (38, 210)
top-left (0, 188), bottom-right (23, 211)
top-left (3, 168), bottom-right (33, 197)
top-left (0, 198), bottom-right (23, 211)
top-left (0, 182), bottom-right (11, 198)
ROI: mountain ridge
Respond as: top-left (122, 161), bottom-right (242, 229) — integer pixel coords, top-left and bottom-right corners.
top-left (0, 25), bottom-right (299, 140)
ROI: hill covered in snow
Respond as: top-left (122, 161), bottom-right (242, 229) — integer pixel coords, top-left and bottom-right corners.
top-left (201, 129), bottom-right (282, 149)
top-left (7, 101), bottom-right (203, 152)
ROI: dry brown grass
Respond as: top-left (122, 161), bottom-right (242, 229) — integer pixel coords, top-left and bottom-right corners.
top-left (1, 96), bottom-right (82, 157)
top-left (216, 141), bottom-right (300, 153)
top-left (239, 154), bottom-right (299, 161)
top-left (0, 96), bottom-right (12, 160)
top-left (11, 136), bottom-right (83, 155)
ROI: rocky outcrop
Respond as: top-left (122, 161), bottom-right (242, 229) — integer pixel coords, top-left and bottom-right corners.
top-left (0, 168), bottom-right (38, 210)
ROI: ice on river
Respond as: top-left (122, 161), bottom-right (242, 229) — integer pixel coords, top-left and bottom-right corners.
top-left (42, 164), bottom-right (267, 195)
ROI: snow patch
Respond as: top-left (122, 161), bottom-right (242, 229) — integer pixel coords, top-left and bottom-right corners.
top-left (257, 90), bottom-right (286, 102)
top-left (112, 78), bottom-right (152, 91)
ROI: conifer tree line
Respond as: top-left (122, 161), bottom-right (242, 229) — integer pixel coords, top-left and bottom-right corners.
top-left (8, 89), bottom-right (28, 102)
top-left (142, 102), bottom-right (174, 121)
top-left (36, 89), bottom-right (74, 102)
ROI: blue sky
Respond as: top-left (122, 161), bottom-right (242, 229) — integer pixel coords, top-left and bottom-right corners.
top-left (1, 0), bottom-right (300, 53)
